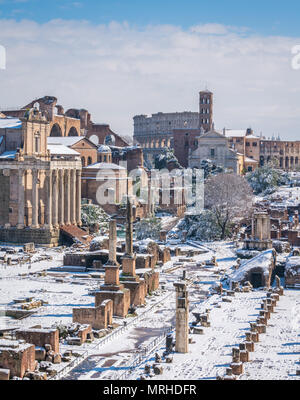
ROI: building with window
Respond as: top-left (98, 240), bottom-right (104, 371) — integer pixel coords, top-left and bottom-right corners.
top-left (188, 128), bottom-right (242, 173)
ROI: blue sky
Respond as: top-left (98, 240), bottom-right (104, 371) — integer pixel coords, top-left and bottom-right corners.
top-left (0, 0), bottom-right (300, 37)
top-left (0, 1), bottom-right (300, 139)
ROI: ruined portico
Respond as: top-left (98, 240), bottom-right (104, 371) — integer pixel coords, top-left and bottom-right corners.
top-left (0, 108), bottom-right (82, 246)
top-left (243, 212), bottom-right (273, 251)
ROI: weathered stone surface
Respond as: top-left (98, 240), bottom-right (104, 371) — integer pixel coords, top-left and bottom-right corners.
top-left (153, 364), bottom-right (163, 375)
top-left (15, 329), bottom-right (59, 354)
top-left (0, 368), bottom-right (10, 380)
top-left (0, 341), bottom-right (35, 378)
top-left (52, 353), bottom-right (62, 364)
top-left (35, 347), bottom-right (46, 361)
top-left (230, 362), bottom-right (244, 375)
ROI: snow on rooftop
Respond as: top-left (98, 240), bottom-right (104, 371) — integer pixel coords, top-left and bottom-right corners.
top-left (216, 129), bottom-right (260, 139)
top-left (85, 162), bottom-right (125, 170)
top-left (230, 249), bottom-right (275, 282)
top-left (97, 144), bottom-right (111, 153)
top-left (47, 144), bottom-right (80, 156)
top-left (0, 150), bottom-right (16, 159)
top-left (0, 117), bottom-right (22, 129)
top-left (47, 136), bottom-right (85, 147)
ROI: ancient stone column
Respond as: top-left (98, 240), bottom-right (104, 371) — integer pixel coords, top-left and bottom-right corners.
top-left (58, 169), bottom-right (64, 226)
top-left (64, 169), bottom-right (71, 225)
top-left (256, 216), bottom-right (263, 240)
top-left (31, 169), bottom-right (39, 228)
top-left (251, 217), bottom-right (255, 238)
top-left (108, 219), bottom-right (118, 265)
top-left (52, 170), bottom-right (59, 228)
top-left (76, 169), bottom-right (82, 226)
top-left (17, 169), bottom-right (25, 229)
top-left (125, 196), bottom-right (133, 256)
top-left (70, 169), bottom-right (77, 225)
top-left (45, 170), bottom-right (52, 229)
top-left (174, 282), bottom-right (189, 353)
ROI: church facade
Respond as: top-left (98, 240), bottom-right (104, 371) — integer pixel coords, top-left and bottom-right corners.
top-left (188, 129), bottom-right (242, 173)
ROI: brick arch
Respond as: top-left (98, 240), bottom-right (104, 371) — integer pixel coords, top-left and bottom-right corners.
top-left (68, 127), bottom-right (79, 137)
top-left (50, 123), bottom-right (62, 137)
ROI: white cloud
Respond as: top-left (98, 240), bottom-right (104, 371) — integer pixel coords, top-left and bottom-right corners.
top-left (0, 19), bottom-right (299, 139)
top-left (190, 23), bottom-right (241, 35)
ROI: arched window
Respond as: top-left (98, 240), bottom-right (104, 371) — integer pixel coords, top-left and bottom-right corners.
top-left (68, 127), bottom-right (79, 137)
top-left (81, 157), bottom-right (86, 167)
top-left (50, 123), bottom-right (62, 137)
top-left (87, 156), bottom-right (92, 165)
top-left (34, 132), bottom-right (40, 153)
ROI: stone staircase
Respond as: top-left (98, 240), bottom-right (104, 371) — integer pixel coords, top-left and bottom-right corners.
top-left (60, 225), bottom-right (92, 246)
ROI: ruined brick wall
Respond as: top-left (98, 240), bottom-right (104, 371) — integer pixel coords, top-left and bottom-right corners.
top-left (77, 325), bottom-right (92, 344)
top-left (288, 230), bottom-right (300, 246)
top-left (173, 129), bottom-right (201, 168)
top-left (122, 280), bottom-right (146, 306)
top-left (0, 344), bottom-right (35, 378)
top-left (86, 124), bottom-right (128, 147)
top-left (95, 288), bottom-right (130, 318)
top-left (73, 301), bottom-right (113, 330)
top-left (0, 227), bottom-right (59, 246)
top-left (143, 271), bottom-right (160, 294)
top-left (15, 329), bottom-right (59, 353)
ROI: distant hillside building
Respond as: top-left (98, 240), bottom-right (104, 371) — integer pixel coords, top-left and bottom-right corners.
top-left (133, 91), bottom-right (213, 165)
top-left (134, 90), bottom-right (300, 172)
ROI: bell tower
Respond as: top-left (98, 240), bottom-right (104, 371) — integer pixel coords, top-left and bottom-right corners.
top-left (199, 90), bottom-right (213, 132)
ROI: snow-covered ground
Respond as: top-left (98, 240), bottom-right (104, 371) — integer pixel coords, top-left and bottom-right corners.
top-left (0, 238), bottom-right (299, 380)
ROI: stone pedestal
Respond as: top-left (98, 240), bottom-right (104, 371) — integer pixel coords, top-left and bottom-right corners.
top-left (240, 350), bottom-right (249, 363)
top-left (105, 265), bottom-right (120, 286)
top-left (122, 255), bottom-right (136, 276)
top-left (256, 324), bottom-right (267, 334)
top-left (95, 286), bottom-right (130, 318)
top-left (245, 341), bottom-right (255, 352)
top-left (250, 332), bottom-right (259, 343)
top-left (122, 279), bottom-right (146, 306)
top-left (230, 362), bottom-right (243, 375)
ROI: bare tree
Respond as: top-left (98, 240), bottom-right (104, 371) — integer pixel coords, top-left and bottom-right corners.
top-left (204, 173), bottom-right (253, 240)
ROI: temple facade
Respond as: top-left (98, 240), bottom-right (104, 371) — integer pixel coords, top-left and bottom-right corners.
top-left (0, 108), bottom-right (82, 246)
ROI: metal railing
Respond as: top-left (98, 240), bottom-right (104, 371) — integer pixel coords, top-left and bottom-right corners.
top-left (50, 265), bottom-right (200, 380)
top-left (50, 291), bottom-right (174, 380)
top-left (114, 326), bottom-right (173, 380)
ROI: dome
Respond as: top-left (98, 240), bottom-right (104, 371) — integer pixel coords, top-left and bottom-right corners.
top-left (98, 144), bottom-right (111, 153)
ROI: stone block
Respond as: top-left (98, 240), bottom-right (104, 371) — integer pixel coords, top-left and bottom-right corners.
top-left (240, 350), bottom-right (249, 363)
top-left (15, 329), bottom-right (59, 354)
top-left (230, 362), bottom-right (244, 375)
top-left (0, 368), bottom-right (10, 380)
top-left (53, 353), bottom-right (61, 364)
top-left (35, 347), bottom-right (46, 361)
top-left (245, 341), bottom-right (255, 352)
top-left (153, 364), bottom-right (163, 375)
